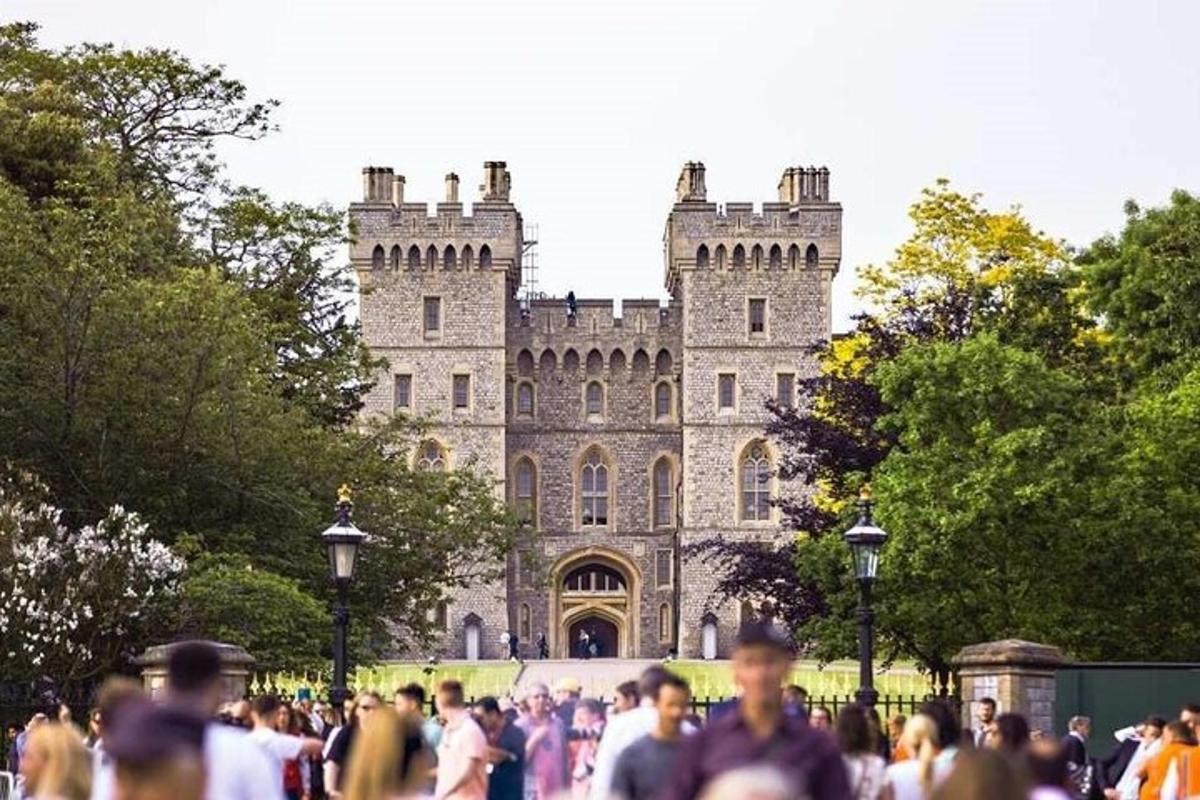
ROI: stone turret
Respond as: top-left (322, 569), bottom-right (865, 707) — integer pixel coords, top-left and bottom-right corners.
top-left (777, 166), bottom-right (831, 204)
top-left (675, 161), bottom-right (707, 202)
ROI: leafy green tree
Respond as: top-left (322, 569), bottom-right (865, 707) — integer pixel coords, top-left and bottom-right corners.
top-left (177, 555), bottom-right (329, 674)
top-left (1080, 190), bottom-right (1200, 378)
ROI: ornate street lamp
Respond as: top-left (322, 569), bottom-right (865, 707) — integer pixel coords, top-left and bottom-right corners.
top-left (322, 484), bottom-right (367, 725)
top-left (843, 486), bottom-right (888, 708)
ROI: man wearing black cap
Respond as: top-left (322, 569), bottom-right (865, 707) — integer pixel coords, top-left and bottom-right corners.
top-left (104, 697), bottom-right (208, 800)
top-left (663, 621), bottom-right (850, 800)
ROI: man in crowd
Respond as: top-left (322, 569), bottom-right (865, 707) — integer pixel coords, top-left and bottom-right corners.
top-left (782, 685), bottom-right (808, 719)
top-left (88, 676), bottom-right (145, 800)
top-left (159, 640), bottom-right (282, 800)
top-left (248, 694), bottom-right (325, 797)
top-left (663, 621), bottom-right (850, 800)
top-left (1062, 715), bottom-right (1091, 769)
top-left (590, 666), bottom-right (696, 800)
top-left (810, 706), bottom-right (833, 731)
top-left (1181, 703), bottom-right (1200, 739)
top-left (974, 697), bottom-right (997, 748)
top-left (474, 696), bottom-right (525, 800)
top-left (609, 672), bottom-right (691, 800)
top-left (517, 682), bottom-right (567, 800)
top-left (434, 680), bottom-right (488, 800)
top-left (1100, 716), bottom-right (1164, 800)
top-left (396, 683), bottom-right (445, 752)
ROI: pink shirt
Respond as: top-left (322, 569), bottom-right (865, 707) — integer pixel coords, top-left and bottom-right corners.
top-left (516, 715), bottom-right (567, 799)
top-left (435, 712), bottom-right (488, 800)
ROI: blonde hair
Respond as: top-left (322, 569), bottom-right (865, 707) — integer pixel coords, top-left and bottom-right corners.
top-left (342, 707), bottom-right (430, 800)
top-left (902, 713), bottom-right (940, 796)
top-left (25, 723), bottom-right (92, 800)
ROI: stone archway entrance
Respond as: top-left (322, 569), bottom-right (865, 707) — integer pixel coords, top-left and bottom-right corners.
top-left (551, 548), bottom-right (641, 658)
top-left (567, 616), bottom-right (619, 659)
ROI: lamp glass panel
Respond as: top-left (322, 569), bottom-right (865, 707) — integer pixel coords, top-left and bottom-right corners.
top-left (852, 542), bottom-right (880, 580)
top-left (331, 540), bottom-right (359, 580)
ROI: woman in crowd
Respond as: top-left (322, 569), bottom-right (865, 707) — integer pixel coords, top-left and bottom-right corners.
top-left (341, 707), bottom-right (432, 800)
top-left (18, 722), bottom-right (92, 800)
top-left (930, 748), bottom-right (1028, 800)
top-left (986, 713), bottom-right (1031, 754)
top-left (569, 699), bottom-right (605, 799)
top-left (884, 714), bottom-right (946, 800)
top-left (837, 703), bottom-right (887, 800)
top-left (889, 715), bottom-right (912, 763)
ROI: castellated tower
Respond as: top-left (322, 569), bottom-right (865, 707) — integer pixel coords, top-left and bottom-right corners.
top-left (666, 162), bottom-right (841, 657)
top-left (350, 162), bottom-right (522, 659)
top-left (353, 160), bottom-right (838, 662)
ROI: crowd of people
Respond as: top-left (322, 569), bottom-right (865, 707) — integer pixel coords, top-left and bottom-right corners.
top-left (4, 628), bottom-right (1200, 800)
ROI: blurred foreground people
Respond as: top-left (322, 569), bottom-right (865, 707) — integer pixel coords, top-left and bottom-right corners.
top-left (837, 704), bottom-right (885, 800)
top-left (104, 699), bottom-right (207, 800)
top-left (340, 706), bottom-right (431, 800)
top-left (930, 748), bottom-right (1028, 800)
top-left (610, 673), bottom-right (690, 800)
top-left (884, 714), bottom-right (948, 800)
top-left (19, 722), bottom-right (92, 800)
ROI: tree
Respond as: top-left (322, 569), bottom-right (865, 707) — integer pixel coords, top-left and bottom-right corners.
top-left (0, 472), bottom-right (184, 683)
top-left (1080, 190), bottom-right (1200, 378)
top-left (176, 555), bottom-right (329, 674)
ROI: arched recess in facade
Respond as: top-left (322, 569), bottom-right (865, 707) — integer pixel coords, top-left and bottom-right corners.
top-left (548, 546), bottom-right (642, 659)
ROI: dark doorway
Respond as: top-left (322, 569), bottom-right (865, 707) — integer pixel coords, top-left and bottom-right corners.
top-left (567, 616), bottom-right (619, 659)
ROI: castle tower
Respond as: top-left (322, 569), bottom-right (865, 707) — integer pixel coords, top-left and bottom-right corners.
top-left (350, 162), bottom-right (522, 659)
top-left (665, 162), bottom-right (841, 657)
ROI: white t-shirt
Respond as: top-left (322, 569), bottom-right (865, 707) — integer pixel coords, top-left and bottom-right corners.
top-left (206, 724), bottom-right (285, 800)
top-left (247, 727), bottom-right (304, 791)
top-left (885, 757), bottom-right (952, 800)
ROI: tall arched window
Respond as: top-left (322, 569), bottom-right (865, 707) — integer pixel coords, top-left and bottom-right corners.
top-left (563, 349), bottom-right (579, 372)
top-left (715, 244), bottom-right (727, 270)
top-left (516, 381), bottom-right (534, 416)
top-left (653, 457), bottom-right (673, 527)
top-left (654, 381), bottom-right (672, 419)
top-left (417, 440), bottom-right (447, 472)
top-left (789, 243), bottom-right (801, 270)
top-left (479, 245), bottom-right (493, 269)
top-left (696, 245), bottom-right (710, 268)
top-left (390, 245), bottom-right (402, 269)
top-left (519, 603), bottom-right (531, 641)
top-left (517, 349), bottom-right (535, 376)
top-left (586, 349), bottom-right (604, 374)
top-left (609, 349), bottom-right (626, 371)
top-left (515, 457), bottom-right (536, 523)
top-left (407, 245), bottom-right (422, 269)
top-left (371, 245), bottom-right (385, 269)
top-left (443, 245), bottom-right (457, 269)
top-left (806, 243), bottom-right (819, 268)
top-left (769, 244), bottom-right (782, 270)
top-left (655, 349), bottom-right (673, 376)
top-left (461, 244), bottom-right (474, 269)
top-left (658, 603), bottom-right (673, 642)
top-left (751, 244), bottom-right (763, 270)
top-left (732, 244), bottom-right (746, 269)
top-left (739, 441), bottom-right (771, 521)
top-left (539, 349), bottom-right (557, 373)
top-left (581, 449), bottom-right (609, 527)
top-left (585, 381), bottom-right (604, 416)
top-left (425, 245), bottom-right (438, 269)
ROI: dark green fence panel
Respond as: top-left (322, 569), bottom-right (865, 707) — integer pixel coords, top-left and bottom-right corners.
top-left (1055, 664), bottom-right (1200, 741)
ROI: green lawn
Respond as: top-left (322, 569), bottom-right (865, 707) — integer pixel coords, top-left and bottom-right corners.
top-left (668, 660), bottom-right (932, 699)
top-left (252, 662), bottom-right (521, 700)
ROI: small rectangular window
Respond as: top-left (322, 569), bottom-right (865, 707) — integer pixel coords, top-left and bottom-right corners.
top-left (656, 549), bottom-right (673, 588)
top-left (394, 374), bottom-right (412, 410)
top-left (718, 373), bottom-right (736, 409)
top-left (776, 373), bottom-right (795, 408)
top-left (749, 298), bottom-right (766, 334)
top-left (423, 297), bottom-right (441, 333)
top-left (517, 551), bottom-right (534, 588)
top-left (452, 374), bottom-right (470, 409)
top-left (517, 383), bottom-right (534, 416)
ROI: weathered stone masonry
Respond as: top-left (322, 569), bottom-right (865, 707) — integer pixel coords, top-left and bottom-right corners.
top-left (350, 161), bottom-right (840, 659)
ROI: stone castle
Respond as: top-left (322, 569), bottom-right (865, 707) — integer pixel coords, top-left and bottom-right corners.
top-left (350, 161), bottom-right (840, 659)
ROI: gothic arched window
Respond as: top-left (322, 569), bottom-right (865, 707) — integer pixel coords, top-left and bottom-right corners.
top-left (696, 245), bottom-right (710, 268)
top-left (371, 245), bottom-right (385, 269)
top-left (789, 243), bottom-right (801, 270)
top-left (581, 449), bottom-right (609, 527)
top-left (751, 244), bottom-right (763, 270)
top-left (653, 457), bottom-right (673, 527)
top-left (739, 441), bottom-right (771, 521)
top-left (407, 245), bottom-right (422, 270)
top-left (715, 244), bottom-right (727, 270)
top-left (390, 245), bottom-right (402, 270)
top-left (443, 245), bottom-right (457, 269)
top-left (732, 244), bottom-right (746, 269)
top-left (461, 244), bottom-right (474, 269)
top-left (479, 244), bottom-right (493, 269)
top-left (806, 243), bottom-right (819, 268)
top-left (417, 439), bottom-right (447, 472)
top-left (425, 245), bottom-right (438, 269)
top-left (769, 244), bottom-right (782, 270)
top-left (654, 381), bottom-right (672, 419)
top-left (585, 381), bottom-right (604, 416)
top-left (516, 381), bottom-right (534, 416)
top-left (514, 457), bottom-right (536, 523)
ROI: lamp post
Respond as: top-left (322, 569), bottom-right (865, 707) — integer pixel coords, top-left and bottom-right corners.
top-left (322, 484), bottom-right (367, 725)
top-left (843, 486), bottom-right (888, 709)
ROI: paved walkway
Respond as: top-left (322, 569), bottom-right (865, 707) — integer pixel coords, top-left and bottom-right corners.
top-left (514, 658), bottom-right (664, 698)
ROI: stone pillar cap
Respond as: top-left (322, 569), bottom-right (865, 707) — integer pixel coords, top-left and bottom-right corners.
top-left (135, 640), bottom-right (256, 669)
top-left (953, 639), bottom-right (1066, 669)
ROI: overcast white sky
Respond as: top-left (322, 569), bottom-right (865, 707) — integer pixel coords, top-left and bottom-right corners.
top-left (10, 0), bottom-right (1200, 330)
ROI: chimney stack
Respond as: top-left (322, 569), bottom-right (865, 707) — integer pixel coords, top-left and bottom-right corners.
top-left (361, 166), bottom-right (395, 203)
top-left (445, 172), bottom-right (460, 203)
top-left (480, 161), bottom-right (511, 202)
top-left (675, 161), bottom-right (707, 202)
top-left (391, 174), bottom-right (405, 205)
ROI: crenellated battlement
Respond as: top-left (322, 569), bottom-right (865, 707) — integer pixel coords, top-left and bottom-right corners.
top-left (663, 162), bottom-right (843, 294)
top-left (351, 161), bottom-right (523, 285)
top-left (508, 298), bottom-right (680, 336)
